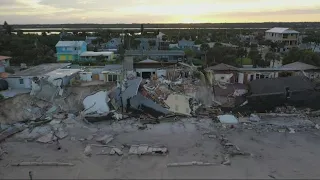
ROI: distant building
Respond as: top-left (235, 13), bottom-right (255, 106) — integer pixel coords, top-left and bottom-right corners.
top-left (125, 50), bottom-right (185, 62)
top-left (299, 42), bottom-right (320, 53)
top-left (265, 27), bottom-right (300, 52)
top-left (178, 38), bottom-right (195, 49)
top-left (80, 51), bottom-right (115, 61)
top-left (55, 41), bottom-right (87, 61)
top-left (85, 36), bottom-right (98, 45)
top-left (135, 38), bottom-right (158, 50)
top-left (105, 38), bottom-right (123, 49)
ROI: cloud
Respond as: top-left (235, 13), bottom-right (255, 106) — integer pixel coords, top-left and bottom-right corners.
top-left (0, 0), bottom-right (319, 23)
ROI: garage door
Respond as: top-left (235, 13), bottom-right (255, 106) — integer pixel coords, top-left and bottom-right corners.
top-left (92, 74), bottom-right (100, 80)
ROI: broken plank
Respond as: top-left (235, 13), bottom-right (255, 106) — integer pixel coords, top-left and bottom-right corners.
top-left (167, 161), bottom-right (218, 167)
top-left (89, 144), bottom-right (115, 148)
top-left (11, 162), bottom-right (74, 166)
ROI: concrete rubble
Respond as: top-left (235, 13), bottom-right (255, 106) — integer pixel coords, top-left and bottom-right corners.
top-left (96, 134), bottom-right (114, 145)
top-left (128, 144), bottom-right (168, 155)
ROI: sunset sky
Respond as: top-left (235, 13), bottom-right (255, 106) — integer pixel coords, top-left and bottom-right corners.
top-left (0, 0), bottom-right (319, 24)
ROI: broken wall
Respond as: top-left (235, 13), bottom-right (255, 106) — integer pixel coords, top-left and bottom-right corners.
top-left (164, 94), bottom-right (191, 116)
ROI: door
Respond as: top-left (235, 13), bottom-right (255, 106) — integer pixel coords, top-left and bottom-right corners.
top-left (238, 73), bottom-right (244, 84)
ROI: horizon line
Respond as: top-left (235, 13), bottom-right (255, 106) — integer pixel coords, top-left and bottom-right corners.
top-left (6, 21), bottom-right (320, 25)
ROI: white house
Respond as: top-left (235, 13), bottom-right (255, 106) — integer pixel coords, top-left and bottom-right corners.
top-left (265, 27), bottom-right (300, 52)
top-left (4, 63), bottom-right (71, 89)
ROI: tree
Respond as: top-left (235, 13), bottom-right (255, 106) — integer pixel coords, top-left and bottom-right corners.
top-left (17, 30), bottom-right (23, 37)
top-left (184, 49), bottom-right (195, 64)
top-left (283, 48), bottom-right (320, 66)
top-left (140, 24), bottom-right (144, 35)
top-left (248, 48), bottom-right (262, 67)
top-left (200, 43), bottom-right (210, 66)
top-left (161, 35), bottom-right (168, 42)
top-left (194, 39), bottom-right (203, 45)
top-left (3, 21), bottom-right (12, 35)
top-left (265, 51), bottom-right (280, 68)
top-left (237, 48), bottom-right (247, 66)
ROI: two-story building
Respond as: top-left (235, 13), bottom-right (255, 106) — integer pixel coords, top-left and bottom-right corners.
top-left (56, 41), bottom-right (87, 61)
top-left (178, 38), bottom-right (195, 49)
top-left (265, 27), bottom-right (300, 52)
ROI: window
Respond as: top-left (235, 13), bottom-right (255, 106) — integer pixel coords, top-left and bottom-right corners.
top-left (108, 75), bottom-right (113, 81)
top-left (19, 79), bottom-right (24, 84)
top-left (220, 76), bottom-right (225, 80)
top-left (107, 74), bottom-right (118, 82)
top-left (112, 75), bottom-right (118, 81)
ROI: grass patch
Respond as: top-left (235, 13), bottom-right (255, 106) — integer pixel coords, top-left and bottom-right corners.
top-left (236, 57), bottom-right (252, 65)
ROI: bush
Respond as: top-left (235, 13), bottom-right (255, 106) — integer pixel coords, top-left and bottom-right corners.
top-left (5, 67), bottom-right (15, 74)
top-left (0, 94), bottom-right (4, 101)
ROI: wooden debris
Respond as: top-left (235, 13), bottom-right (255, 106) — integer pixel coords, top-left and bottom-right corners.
top-left (12, 162), bottom-right (74, 166)
top-left (84, 145), bottom-right (92, 156)
top-left (89, 144), bottom-right (115, 148)
top-left (167, 161), bottom-right (217, 167)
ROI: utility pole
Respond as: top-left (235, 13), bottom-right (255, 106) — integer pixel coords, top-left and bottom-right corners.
top-left (120, 28), bottom-right (125, 114)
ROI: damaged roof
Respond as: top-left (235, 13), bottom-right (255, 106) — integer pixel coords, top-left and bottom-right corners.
top-left (206, 63), bottom-right (239, 71)
top-left (0, 56), bottom-right (11, 61)
top-left (10, 63), bottom-right (71, 77)
top-left (249, 76), bottom-right (315, 95)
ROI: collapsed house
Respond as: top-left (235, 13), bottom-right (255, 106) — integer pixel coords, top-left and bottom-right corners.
top-left (246, 76), bottom-right (320, 111)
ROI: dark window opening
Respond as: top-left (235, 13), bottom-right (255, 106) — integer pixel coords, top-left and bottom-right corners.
top-left (142, 72), bottom-right (151, 79)
top-left (19, 79), bottom-right (24, 84)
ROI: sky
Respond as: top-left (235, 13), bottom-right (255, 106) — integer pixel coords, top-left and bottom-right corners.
top-left (0, 0), bottom-right (319, 24)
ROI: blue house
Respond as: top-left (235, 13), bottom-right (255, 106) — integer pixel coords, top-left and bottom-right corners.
top-left (56, 41), bottom-right (87, 61)
top-left (106, 38), bottom-right (122, 49)
top-left (178, 38), bottom-right (195, 49)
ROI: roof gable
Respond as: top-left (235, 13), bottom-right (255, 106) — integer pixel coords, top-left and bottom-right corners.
top-left (281, 62), bottom-right (318, 71)
top-left (206, 63), bottom-right (238, 71)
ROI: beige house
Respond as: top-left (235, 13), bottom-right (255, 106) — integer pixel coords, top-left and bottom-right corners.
top-left (265, 27), bottom-right (300, 51)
